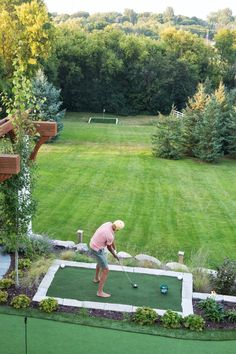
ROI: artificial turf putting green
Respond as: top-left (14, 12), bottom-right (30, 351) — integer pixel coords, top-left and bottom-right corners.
top-left (0, 313), bottom-right (235, 354)
top-left (47, 267), bottom-right (182, 311)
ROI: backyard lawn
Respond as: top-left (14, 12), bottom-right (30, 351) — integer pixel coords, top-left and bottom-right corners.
top-left (33, 112), bottom-right (236, 267)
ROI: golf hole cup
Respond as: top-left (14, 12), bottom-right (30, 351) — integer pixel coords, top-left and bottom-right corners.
top-left (160, 284), bottom-right (168, 295)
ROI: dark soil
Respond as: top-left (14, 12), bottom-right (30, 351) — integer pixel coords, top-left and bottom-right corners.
top-left (2, 253), bottom-right (236, 329)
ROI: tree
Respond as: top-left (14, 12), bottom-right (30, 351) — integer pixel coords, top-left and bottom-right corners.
top-left (214, 29), bottom-right (236, 87)
top-left (214, 85), bottom-right (236, 156)
top-left (193, 98), bottom-right (223, 162)
top-left (183, 84), bottom-right (210, 156)
top-left (0, 0), bottom-right (53, 78)
top-left (152, 114), bottom-right (185, 160)
top-left (0, 64), bottom-right (37, 286)
top-left (31, 69), bottom-right (65, 141)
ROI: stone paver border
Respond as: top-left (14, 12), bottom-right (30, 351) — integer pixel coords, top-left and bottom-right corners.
top-left (33, 260), bottom-right (193, 316)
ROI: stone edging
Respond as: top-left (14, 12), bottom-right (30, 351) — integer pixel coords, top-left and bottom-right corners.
top-left (33, 259), bottom-right (193, 317)
top-left (193, 292), bottom-right (236, 303)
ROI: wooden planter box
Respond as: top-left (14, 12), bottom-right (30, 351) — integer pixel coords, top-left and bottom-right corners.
top-left (0, 154), bottom-right (20, 174)
top-left (34, 121), bottom-right (57, 137)
top-left (0, 118), bottom-right (14, 137)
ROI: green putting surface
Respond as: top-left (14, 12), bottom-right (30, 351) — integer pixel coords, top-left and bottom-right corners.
top-left (47, 267), bottom-right (182, 311)
top-left (0, 314), bottom-right (235, 354)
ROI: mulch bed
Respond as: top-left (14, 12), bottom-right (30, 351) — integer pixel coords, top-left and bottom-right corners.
top-left (2, 253), bottom-right (236, 329)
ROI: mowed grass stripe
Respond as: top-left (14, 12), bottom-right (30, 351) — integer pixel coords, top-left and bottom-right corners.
top-left (33, 115), bottom-right (236, 266)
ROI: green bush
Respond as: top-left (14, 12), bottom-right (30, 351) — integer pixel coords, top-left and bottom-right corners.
top-left (211, 259), bottom-right (236, 295)
top-left (2, 235), bottom-right (53, 259)
top-left (133, 307), bottom-right (158, 326)
top-left (161, 310), bottom-right (182, 328)
top-left (39, 298), bottom-right (58, 313)
top-left (183, 314), bottom-right (205, 331)
top-left (11, 294), bottom-right (30, 309)
top-left (225, 310), bottom-right (236, 323)
top-left (18, 258), bottom-right (31, 269)
top-left (8, 270), bottom-right (24, 279)
top-left (197, 298), bottom-right (225, 322)
top-left (0, 290), bottom-right (8, 304)
top-left (0, 278), bottom-right (14, 289)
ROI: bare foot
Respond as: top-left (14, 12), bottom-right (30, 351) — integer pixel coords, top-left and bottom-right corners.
top-left (97, 292), bottom-right (111, 298)
top-left (93, 279), bottom-right (100, 283)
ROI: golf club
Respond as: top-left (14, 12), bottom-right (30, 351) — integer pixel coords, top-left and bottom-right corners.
top-left (118, 259), bottom-right (138, 289)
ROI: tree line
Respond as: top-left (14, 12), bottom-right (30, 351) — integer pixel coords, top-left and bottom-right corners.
top-left (0, 1), bottom-right (236, 117)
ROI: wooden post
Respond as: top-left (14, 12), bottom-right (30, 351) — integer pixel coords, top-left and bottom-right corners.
top-left (178, 251), bottom-right (185, 264)
top-left (77, 230), bottom-right (83, 243)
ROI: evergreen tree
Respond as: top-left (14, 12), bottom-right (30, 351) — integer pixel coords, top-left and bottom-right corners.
top-left (31, 69), bottom-right (65, 141)
top-left (152, 114), bottom-right (185, 160)
top-left (214, 83), bottom-right (236, 155)
top-left (193, 97), bottom-right (223, 162)
top-left (183, 83), bottom-right (210, 156)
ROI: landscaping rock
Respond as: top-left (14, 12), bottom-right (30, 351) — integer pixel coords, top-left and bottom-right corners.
top-left (165, 262), bottom-right (189, 272)
top-left (117, 251), bottom-right (132, 259)
top-left (74, 243), bottom-right (89, 253)
top-left (135, 254), bottom-right (162, 267)
top-left (52, 240), bottom-right (75, 249)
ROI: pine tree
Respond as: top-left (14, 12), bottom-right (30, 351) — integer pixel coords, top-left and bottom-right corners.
top-left (213, 83), bottom-right (236, 156)
top-left (193, 98), bottom-right (223, 162)
top-left (152, 114), bottom-right (185, 160)
top-left (31, 69), bottom-right (65, 141)
top-left (183, 83), bottom-right (210, 156)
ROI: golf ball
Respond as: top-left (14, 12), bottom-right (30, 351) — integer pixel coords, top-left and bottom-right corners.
top-left (177, 275), bottom-right (182, 280)
top-left (61, 264), bottom-right (65, 269)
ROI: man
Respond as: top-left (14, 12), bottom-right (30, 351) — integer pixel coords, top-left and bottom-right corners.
top-left (89, 220), bottom-right (125, 298)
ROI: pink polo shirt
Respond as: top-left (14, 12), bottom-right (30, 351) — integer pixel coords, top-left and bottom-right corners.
top-left (89, 222), bottom-right (114, 251)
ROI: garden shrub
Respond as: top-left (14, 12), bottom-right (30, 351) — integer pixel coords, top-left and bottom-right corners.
top-left (2, 235), bottom-right (53, 259)
top-left (11, 294), bottom-right (30, 309)
top-left (225, 310), bottom-right (236, 323)
top-left (18, 258), bottom-right (31, 269)
top-left (192, 270), bottom-right (212, 293)
top-left (0, 290), bottom-right (8, 304)
top-left (183, 314), bottom-right (205, 331)
top-left (39, 297), bottom-right (58, 313)
top-left (161, 310), bottom-right (182, 328)
top-left (211, 259), bottom-right (236, 295)
top-left (0, 278), bottom-right (14, 289)
top-left (133, 307), bottom-right (158, 326)
top-left (197, 298), bottom-right (225, 322)
top-left (8, 270), bottom-right (24, 280)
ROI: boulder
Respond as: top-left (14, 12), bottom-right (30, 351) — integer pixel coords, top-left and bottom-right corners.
top-left (117, 251), bottom-right (132, 259)
top-left (52, 240), bottom-right (75, 249)
top-left (74, 243), bottom-right (89, 252)
top-left (165, 262), bottom-right (189, 272)
top-left (135, 254), bottom-right (162, 267)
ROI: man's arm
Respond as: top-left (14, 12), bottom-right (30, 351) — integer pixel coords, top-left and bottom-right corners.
top-left (107, 243), bottom-right (119, 260)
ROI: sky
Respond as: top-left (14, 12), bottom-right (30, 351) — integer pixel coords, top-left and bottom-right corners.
top-left (44, 0), bottom-right (236, 20)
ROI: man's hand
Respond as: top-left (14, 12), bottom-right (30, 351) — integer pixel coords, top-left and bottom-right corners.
top-left (107, 245), bottom-right (119, 261)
